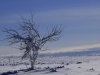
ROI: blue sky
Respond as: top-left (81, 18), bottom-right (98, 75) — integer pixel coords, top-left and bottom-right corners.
top-left (1, 0), bottom-right (100, 55)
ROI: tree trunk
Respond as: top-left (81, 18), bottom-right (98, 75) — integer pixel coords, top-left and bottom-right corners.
top-left (31, 61), bottom-right (34, 70)
top-left (30, 54), bottom-right (34, 70)
top-left (30, 50), bottom-right (38, 70)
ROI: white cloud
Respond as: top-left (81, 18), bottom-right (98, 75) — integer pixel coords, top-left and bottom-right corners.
top-left (1, 44), bottom-right (100, 55)
top-left (0, 46), bottom-right (21, 56)
top-left (40, 44), bottom-right (100, 54)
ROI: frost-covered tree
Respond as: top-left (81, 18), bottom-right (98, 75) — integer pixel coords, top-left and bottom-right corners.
top-left (3, 14), bottom-right (63, 69)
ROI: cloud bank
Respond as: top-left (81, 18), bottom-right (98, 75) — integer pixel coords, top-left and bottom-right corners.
top-left (40, 44), bottom-right (100, 54)
top-left (0, 44), bottom-right (100, 56)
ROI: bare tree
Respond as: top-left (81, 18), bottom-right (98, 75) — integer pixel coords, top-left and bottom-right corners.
top-left (3, 14), bottom-right (63, 69)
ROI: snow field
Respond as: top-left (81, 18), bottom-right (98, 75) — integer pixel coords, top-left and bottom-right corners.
top-left (1, 55), bottom-right (100, 75)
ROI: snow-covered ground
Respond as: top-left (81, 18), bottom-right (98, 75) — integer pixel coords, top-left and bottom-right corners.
top-left (1, 55), bottom-right (100, 75)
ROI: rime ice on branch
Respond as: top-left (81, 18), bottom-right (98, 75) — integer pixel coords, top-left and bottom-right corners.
top-left (3, 14), bottom-right (63, 69)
